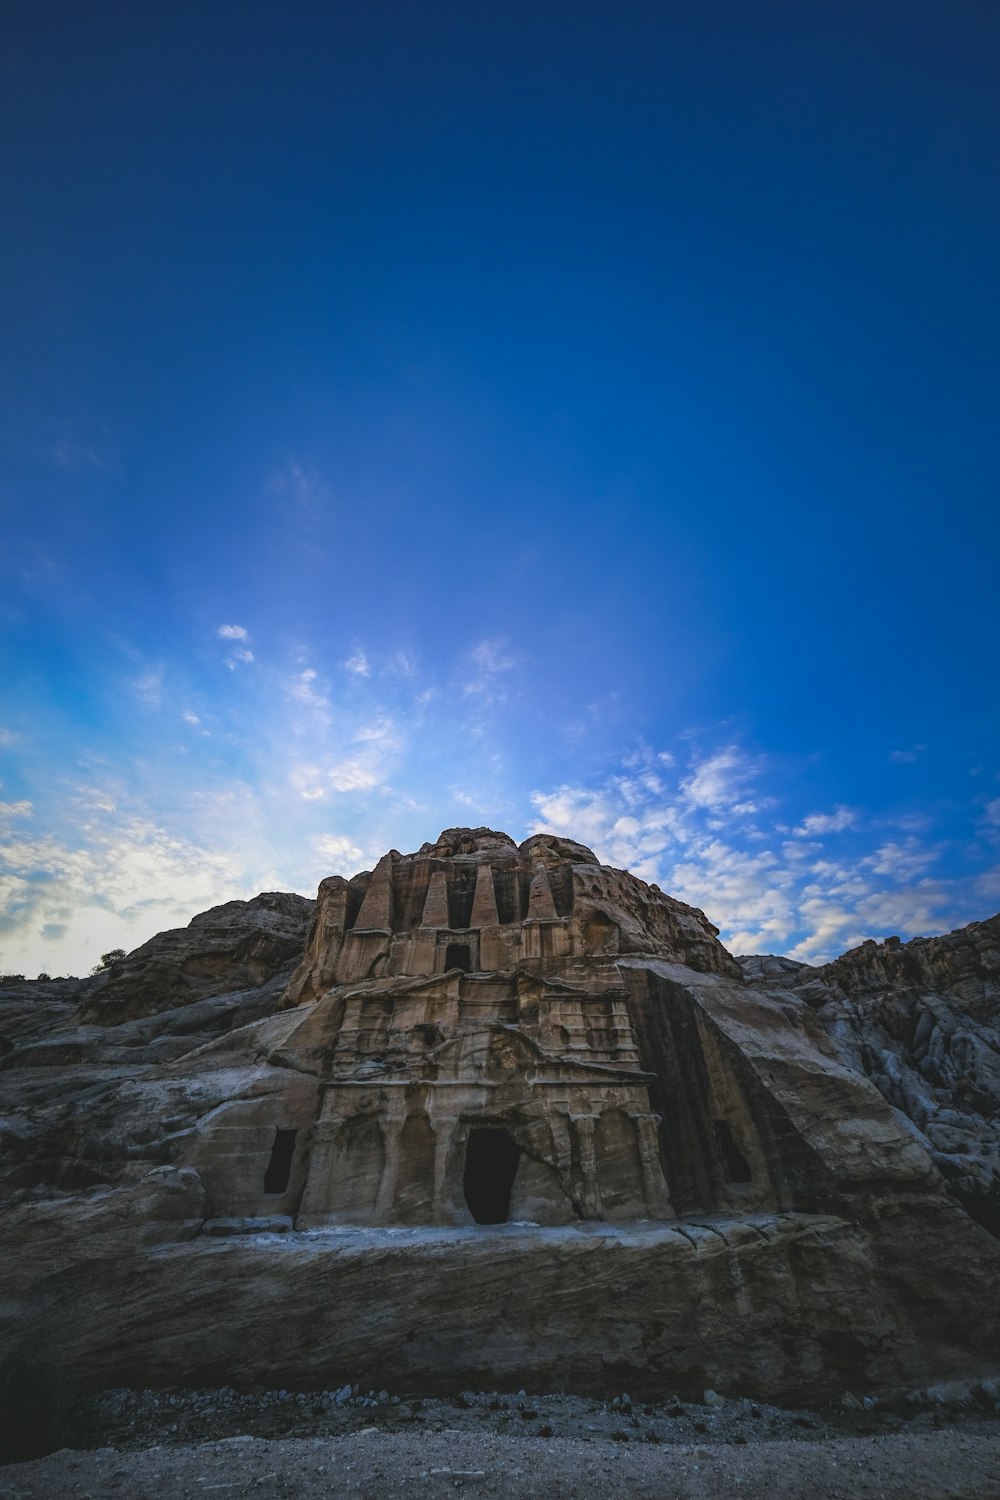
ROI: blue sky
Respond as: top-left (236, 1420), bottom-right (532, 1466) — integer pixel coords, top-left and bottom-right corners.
top-left (2, 2), bottom-right (998, 976)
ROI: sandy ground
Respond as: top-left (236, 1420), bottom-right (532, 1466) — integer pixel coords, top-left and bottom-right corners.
top-left (4, 1426), bottom-right (1000, 1499)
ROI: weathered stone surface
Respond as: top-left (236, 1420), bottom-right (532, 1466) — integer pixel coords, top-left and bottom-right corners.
top-left (739, 915), bottom-right (1000, 1236)
top-left (79, 891), bottom-right (316, 1025)
top-left (1, 830), bottom-right (998, 1405)
top-left (0, 962), bottom-right (306, 1197)
top-left (0, 1209), bottom-right (928, 1402)
top-left (282, 828), bottom-right (740, 1007)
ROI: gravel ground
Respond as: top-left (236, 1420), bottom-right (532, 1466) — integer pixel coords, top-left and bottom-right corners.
top-left (4, 1386), bottom-right (1000, 1499)
top-left (4, 1427), bottom-right (1000, 1499)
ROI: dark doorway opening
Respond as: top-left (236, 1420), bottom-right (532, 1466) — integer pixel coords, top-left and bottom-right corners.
top-left (264, 1127), bottom-right (297, 1194)
top-left (445, 943), bottom-right (472, 973)
top-left (714, 1120), bottom-right (752, 1183)
top-left (464, 1128), bottom-right (522, 1223)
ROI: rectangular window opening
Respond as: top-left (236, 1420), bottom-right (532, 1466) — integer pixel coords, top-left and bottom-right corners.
top-left (445, 943), bottom-right (472, 973)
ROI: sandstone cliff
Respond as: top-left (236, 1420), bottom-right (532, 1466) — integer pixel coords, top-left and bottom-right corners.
top-left (740, 915), bottom-right (1000, 1237)
top-left (1, 831), bottom-right (998, 1411)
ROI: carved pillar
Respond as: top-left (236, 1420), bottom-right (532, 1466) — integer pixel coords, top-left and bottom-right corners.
top-left (373, 1095), bottom-right (407, 1221)
top-left (296, 1117), bottom-right (340, 1223)
top-left (572, 1113), bottom-right (602, 1218)
top-left (470, 861), bottom-right (500, 927)
top-left (549, 1111), bottom-right (575, 1188)
top-left (354, 852), bottom-right (395, 932)
top-left (635, 1112), bottom-right (673, 1217)
top-left (421, 869), bottom-right (450, 928)
top-left (431, 1113), bottom-right (457, 1219)
top-left (525, 863), bottom-right (559, 921)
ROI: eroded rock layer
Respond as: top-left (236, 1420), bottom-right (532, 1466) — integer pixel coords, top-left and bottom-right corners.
top-left (81, 891), bottom-right (316, 1025)
top-left (1, 829), bottom-right (998, 1405)
top-left (739, 915), bottom-right (1000, 1236)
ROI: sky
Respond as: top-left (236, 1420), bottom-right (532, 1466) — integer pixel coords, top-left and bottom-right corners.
top-left (2, 1), bottom-right (999, 977)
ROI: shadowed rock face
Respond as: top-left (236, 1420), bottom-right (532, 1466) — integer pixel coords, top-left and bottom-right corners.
top-left (1, 830), bottom-right (999, 1405)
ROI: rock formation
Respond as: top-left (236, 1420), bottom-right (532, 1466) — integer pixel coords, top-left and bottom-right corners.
top-left (738, 914), bottom-right (1000, 1237)
top-left (81, 890), bottom-right (316, 1025)
top-left (1, 830), bottom-right (998, 1407)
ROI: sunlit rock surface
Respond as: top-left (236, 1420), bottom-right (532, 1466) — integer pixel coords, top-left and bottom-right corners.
top-left (1, 830), bottom-right (998, 1403)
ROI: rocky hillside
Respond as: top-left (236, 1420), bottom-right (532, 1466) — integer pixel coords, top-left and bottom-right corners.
top-left (80, 891), bottom-right (316, 1025)
top-left (0, 891), bottom-right (315, 1195)
top-left (738, 913), bottom-right (1000, 1236)
top-left (2, 839), bottom-right (999, 1421)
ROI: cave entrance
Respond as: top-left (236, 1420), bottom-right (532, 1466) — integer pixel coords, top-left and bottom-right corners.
top-left (264, 1127), bottom-right (297, 1194)
top-left (463, 1127), bottom-right (522, 1224)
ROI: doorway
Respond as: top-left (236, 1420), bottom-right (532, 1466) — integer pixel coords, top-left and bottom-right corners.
top-left (463, 1127), bottom-right (522, 1223)
top-left (264, 1127), bottom-right (297, 1194)
top-left (714, 1119), bottom-right (752, 1183)
top-left (445, 943), bottom-right (472, 972)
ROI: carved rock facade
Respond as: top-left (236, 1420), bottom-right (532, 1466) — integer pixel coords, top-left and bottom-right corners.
top-left (273, 828), bottom-right (728, 1228)
top-left (2, 829), bottom-right (999, 1404)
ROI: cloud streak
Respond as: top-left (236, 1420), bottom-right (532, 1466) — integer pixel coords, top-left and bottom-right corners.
top-left (530, 745), bottom-right (1000, 964)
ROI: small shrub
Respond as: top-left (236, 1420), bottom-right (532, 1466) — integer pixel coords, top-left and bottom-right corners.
top-left (89, 948), bottom-right (127, 977)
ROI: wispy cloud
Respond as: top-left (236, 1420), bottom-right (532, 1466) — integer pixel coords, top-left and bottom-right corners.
top-left (290, 763), bottom-right (328, 801)
top-left (0, 800), bottom-right (32, 820)
top-left (327, 717), bottom-right (402, 792)
top-left (133, 670), bottom-right (163, 708)
top-left (386, 650), bottom-right (419, 679)
top-left (456, 638), bottom-right (520, 737)
top-left (0, 810), bottom-right (271, 977)
top-left (343, 650), bottom-right (370, 677)
top-left (266, 459), bottom-right (324, 522)
top-left (216, 624), bottom-right (255, 669)
top-left (890, 745), bottom-right (927, 764)
top-left (462, 638), bottom-right (517, 696)
top-left (51, 419), bottom-right (115, 473)
top-left (680, 746), bottom-right (758, 811)
top-left (792, 806), bottom-right (856, 837)
top-left (287, 667), bottom-right (332, 730)
top-left (6, 606), bottom-right (996, 981)
top-left (530, 744), bottom-right (1000, 963)
top-left (863, 838), bottom-right (937, 881)
top-left (313, 833), bottom-right (365, 869)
